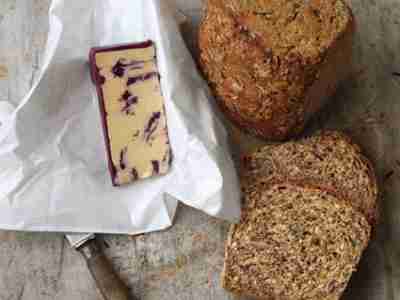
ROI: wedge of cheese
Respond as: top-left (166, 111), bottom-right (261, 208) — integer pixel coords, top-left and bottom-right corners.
top-left (90, 41), bottom-right (172, 186)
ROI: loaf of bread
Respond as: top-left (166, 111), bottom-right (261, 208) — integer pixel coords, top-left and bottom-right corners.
top-left (199, 0), bottom-right (354, 140)
top-left (222, 131), bottom-right (378, 299)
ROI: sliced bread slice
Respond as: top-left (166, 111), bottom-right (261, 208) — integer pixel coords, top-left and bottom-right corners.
top-left (241, 131), bottom-right (379, 225)
top-left (222, 183), bottom-right (371, 300)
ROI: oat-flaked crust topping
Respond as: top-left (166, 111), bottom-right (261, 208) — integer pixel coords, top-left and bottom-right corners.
top-left (199, 0), bottom-right (353, 140)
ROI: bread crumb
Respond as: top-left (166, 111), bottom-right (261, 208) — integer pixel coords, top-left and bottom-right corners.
top-left (0, 65), bottom-right (8, 80)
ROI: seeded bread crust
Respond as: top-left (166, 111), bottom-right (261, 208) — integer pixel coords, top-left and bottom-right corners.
top-left (222, 183), bottom-right (371, 300)
top-left (199, 0), bottom-right (354, 140)
top-left (241, 131), bottom-right (379, 225)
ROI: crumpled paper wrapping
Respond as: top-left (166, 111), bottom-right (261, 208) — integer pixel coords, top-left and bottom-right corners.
top-left (0, 0), bottom-right (241, 234)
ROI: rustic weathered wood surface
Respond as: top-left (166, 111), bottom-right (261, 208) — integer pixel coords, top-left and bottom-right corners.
top-left (0, 0), bottom-right (399, 299)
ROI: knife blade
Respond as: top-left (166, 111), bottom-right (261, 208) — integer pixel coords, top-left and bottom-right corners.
top-left (66, 232), bottom-right (95, 249)
top-left (65, 233), bottom-right (131, 300)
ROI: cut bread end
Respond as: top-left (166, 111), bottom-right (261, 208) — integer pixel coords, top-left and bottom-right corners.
top-left (222, 183), bottom-right (371, 300)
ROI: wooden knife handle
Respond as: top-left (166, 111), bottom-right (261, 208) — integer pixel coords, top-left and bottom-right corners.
top-left (78, 239), bottom-right (132, 300)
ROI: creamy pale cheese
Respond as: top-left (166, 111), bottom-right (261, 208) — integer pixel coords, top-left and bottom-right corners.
top-left (95, 43), bottom-right (172, 186)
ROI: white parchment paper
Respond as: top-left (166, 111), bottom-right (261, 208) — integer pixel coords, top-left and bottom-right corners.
top-left (0, 0), bottom-right (241, 234)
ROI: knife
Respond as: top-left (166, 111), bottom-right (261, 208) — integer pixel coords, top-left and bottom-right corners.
top-left (66, 233), bottom-right (131, 300)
